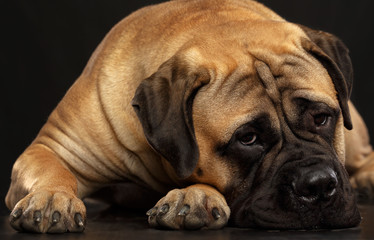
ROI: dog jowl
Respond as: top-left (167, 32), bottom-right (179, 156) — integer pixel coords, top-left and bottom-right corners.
top-left (6, 0), bottom-right (372, 233)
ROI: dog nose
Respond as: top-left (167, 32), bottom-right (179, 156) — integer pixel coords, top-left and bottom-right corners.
top-left (292, 166), bottom-right (338, 203)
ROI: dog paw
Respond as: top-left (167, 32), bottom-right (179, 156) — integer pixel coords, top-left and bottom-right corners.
top-left (147, 184), bottom-right (230, 230)
top-left (9, 190), bottom-right (86, 233)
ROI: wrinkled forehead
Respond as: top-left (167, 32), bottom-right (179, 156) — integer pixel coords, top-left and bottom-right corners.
top-left (191, 37), bottom-right (338, 142)
top-left (253, 51), bottom-right (338, 109)
top-left (184, 20), bottom-right (338, 98)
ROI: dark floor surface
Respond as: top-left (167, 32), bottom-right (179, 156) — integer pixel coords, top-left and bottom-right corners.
top-left (1, 202), bottom-right (374, 240)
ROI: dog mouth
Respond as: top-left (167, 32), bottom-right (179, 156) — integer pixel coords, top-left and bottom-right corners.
top-left (227, 159), bottom-right (362, 230)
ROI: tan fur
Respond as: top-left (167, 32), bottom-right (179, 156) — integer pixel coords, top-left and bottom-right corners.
top-left (6, 0), bottom-right (374, 233)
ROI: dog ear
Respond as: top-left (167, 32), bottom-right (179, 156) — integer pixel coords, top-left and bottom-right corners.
top-left (131, 57), bottom-right (210, 179)
top-left (299, 25), bottom-right (353, 130)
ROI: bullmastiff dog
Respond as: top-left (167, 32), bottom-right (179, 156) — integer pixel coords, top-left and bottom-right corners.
top-left (6, 0), bottom-right (374, 233)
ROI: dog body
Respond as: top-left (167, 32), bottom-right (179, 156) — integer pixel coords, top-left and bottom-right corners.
top-left (6, 0), bottom-right (374, 233)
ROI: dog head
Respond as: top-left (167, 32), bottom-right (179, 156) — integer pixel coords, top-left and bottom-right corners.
top-left (132, 21), bottom-right (360, 229)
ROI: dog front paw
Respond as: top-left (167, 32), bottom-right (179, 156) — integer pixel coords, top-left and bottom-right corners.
top-left (9, 190), bottom-right (86, 233)
top-left (147, 184), bottom-right (230, 230)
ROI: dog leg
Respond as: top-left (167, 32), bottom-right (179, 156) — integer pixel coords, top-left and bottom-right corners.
top-left (345, 102), bottom-right (374, 201)
top-left (147, 184), bottom-right (230, 230)
top-left (5, 144), bottom-right (86, 233)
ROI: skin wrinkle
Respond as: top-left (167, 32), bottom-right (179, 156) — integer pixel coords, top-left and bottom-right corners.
top-left (42, 120), bottom-right (115, 185)
top-left (198, 60), bottom-right (239, 101)
top-left (254, 61), bottom-right (299, 147)
top-left (95, 71), bottom-right (134, 176)
top-left (38, 133), bottom-right (110, 185)
top-left (226, 73), bottom-right (256, 100)
top-left (213, 67), bottom-right (239, 99)
top-left (280, 99), bottom-right (317, 144)
top-left (255, 61), bottom-right (281, 105)
top-left (39, 116), bottom-right (126, 189)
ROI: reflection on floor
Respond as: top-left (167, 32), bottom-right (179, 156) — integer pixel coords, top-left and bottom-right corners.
top-left (1, 200), bottom-right (373, 240)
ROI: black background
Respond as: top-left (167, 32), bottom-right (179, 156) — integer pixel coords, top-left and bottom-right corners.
top-left (1, 0), bottom-right (373, 215)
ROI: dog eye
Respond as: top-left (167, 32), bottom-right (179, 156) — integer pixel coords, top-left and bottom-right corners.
top-left (313, 114), bottom-right (329, 127)
top-left (239, 133), bottom-right (257, 146)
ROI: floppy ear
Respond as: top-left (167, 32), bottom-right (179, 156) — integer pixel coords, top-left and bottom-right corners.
top-left (299, 25), bottom-right (353, 130)
top-left (131, 56), bottom-right (210, 179)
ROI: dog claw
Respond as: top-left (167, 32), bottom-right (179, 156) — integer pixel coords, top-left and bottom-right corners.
top-left (178, 205), bottom-right (190, 216)
top-left (212, 208), bottom-right (221, 220)
top-left (11, 209), bottom-right (22, 220)
top-left (74, 213), bottom-right (84, 227)
top-left (34, 211), bottom-right (42, 223)
top-left (159, 204), bottom-right (169, 215)
top-left (146, 207), bottom-right (157, 216)
top-left (52, 211), bottom-right (61, 224)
